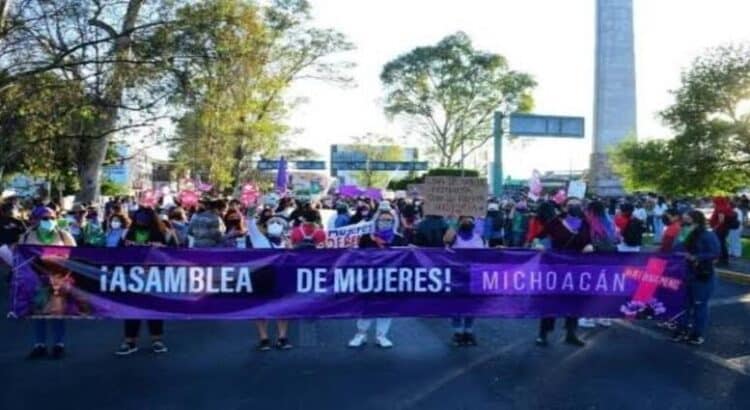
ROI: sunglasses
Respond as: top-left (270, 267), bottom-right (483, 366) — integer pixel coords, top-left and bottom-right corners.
top-left (40, 216), bottom-right (54, 221)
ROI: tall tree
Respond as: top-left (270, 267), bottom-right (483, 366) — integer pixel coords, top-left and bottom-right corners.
top-left (170, 0), bottom-right (353, 189)
top-left (611, 44), bottom-right (750, 196)
top-left (0, 0), bottom-right (186, 202)
top-left (381, 32), bottom-right (535, 167)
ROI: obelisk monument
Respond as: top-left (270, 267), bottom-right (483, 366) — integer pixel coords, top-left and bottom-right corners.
top-left (590, 0), bottom-right (637, 196)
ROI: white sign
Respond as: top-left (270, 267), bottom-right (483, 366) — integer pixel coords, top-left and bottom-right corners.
top-left (325, 221), bottom-right (374, 249)
top-left (567, 180), bottom-right (587, 200)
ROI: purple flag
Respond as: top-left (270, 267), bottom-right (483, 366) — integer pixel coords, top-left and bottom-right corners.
top-left (11, 246), bottom-right (688, 320)
top-left (275, 157), bottom-right (288, 194)
top-left (363, 188), bottom-right (383, 201)
top-left (339, 185), bottom-right (362, 198)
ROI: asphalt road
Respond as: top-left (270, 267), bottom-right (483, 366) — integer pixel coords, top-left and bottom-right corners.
top-left (1, 278), bottom-right (748, 410)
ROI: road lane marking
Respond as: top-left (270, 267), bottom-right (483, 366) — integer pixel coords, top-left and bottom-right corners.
top-left (709, 294), bottom-right (750, 307)
top-left (616, 320), bottom-right (749, 376)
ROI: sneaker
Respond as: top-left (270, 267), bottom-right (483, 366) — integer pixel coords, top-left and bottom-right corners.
top-left (671, 331), bottom-right (688, 343)
top-left (597, 318), bottom-right (613, 327)
top-left (51, 344), bottom-right (65, 359)
top-left (565, 334), bottom-right (585, 347)
top-left (27, 345), bottom-right (48, 360)
top-left (463, 332), bottom-right (477, 347)
top-left (687, 335), bottom-right (705, 345)
top-left (375, 335), bottom-right (393, 349)
top-left (275, 338), bottom-right (293, 350)
top-left (535, 336), bottom-right (548, 347)
top-left (256, 339), bottom-right (272, 352)
top-left (451, 332), bottom-right (463, 347)
top-left (115, 342), bottom-right (138, 356)
top-left (578, 318), bottom-right (596, 328)
top-left (151, 340), bottom-right (168, 354)
top-left (348, 333), bottom-right (367, 348)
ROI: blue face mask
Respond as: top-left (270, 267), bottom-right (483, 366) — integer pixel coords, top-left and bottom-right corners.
top-left (39, 219), bottom-right (56, 232)
top-left (376, 219), bottom-right (395, 242)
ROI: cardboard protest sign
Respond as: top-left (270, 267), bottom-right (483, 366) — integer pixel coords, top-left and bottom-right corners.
top-left (422, 176), bottom-right (487, 218)
top-left (567, 180), bottom-right (587, 200)
top-left (325, 221), bottom-right (374, 249)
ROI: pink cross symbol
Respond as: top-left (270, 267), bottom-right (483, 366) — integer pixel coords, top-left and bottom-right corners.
top-left (632, 257), bottom-right (667, 302)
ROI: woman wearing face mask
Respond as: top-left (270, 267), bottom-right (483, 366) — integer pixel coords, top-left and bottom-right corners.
top-left (444, 216), bottom-right (485, 346)
top-left (534, 198), bottom-right (593, 348)
top-left (105, 213), bottom-right (130, 248)
top-left (483, 202), bottom-right (505, 247)
top-left (115, 207), bottom-right (174, 356)
top-left (222, 208), bottom-right (248, 248)
top-left (348, 211), bottom-right (408, 349)
top-left (82, 208), bottom-right (105, 247)
top-left (168, 207), bottom-right (189, 247)
top-left (21, 207), bottom-right (77, 360)
top-left (349, 204), bottom-right (371, 225)
top-left (671, 211), bottom-right (720, 345)
top-left (247, 209), bottom-right (293, 350)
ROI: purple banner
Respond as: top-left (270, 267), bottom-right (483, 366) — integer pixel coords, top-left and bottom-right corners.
top-left (9, 246), bottom-right (688, 320)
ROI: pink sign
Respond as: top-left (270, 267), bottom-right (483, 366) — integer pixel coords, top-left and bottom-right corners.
top-left (140, 189), bottom-right (158, 207)
top-left (179, 190), bottom-right (199, 208)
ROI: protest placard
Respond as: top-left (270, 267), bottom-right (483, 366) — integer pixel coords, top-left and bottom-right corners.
top-left (567, 180), bottom-right (587, 200)
top-left (325, 221), bottom-right (374, 248)
top-left (422, 176), bottom-right (487, 217)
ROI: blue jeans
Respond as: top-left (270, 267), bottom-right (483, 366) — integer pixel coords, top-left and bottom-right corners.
top-left (653, 217), bottom-right (664, 243)
top-left (34, 319), bottom-right (65, 346)
top-left (452, 317), bottom-right (475, 332)
top-left (679, 277), bottom-right (715, 337)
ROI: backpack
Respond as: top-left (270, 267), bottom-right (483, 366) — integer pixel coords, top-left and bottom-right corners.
top-left (726, 213), bottom-right (740, 230)
top-left (623, 218), bottom-right (644, 247)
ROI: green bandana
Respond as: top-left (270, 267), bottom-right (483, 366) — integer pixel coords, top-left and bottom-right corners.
top-left (134, 229), bottom-right (150, 245)
top-left (35, 229), bottom-right (57, 245)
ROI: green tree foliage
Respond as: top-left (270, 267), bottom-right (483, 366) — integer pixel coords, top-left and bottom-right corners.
top-left (170, 0), bottom-right (353, 190)
top-left (381, 32), bottom-right (535, 167)
top-left (611, 44), bottom-right (750, 196)
top-left (348, 134), bottom-right (404, 189)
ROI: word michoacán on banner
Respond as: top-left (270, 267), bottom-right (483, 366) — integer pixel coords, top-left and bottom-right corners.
top-left (10, 246), bottom-right (688, 320)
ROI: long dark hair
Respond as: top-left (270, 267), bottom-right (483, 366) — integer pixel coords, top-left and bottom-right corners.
top-left (684, 210), bottom-right (707, 252)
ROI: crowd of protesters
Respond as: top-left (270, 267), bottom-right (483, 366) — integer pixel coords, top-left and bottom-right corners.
top-left (0, 189), bottom-right (741, 360)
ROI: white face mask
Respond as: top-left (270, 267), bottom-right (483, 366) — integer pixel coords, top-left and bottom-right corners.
top-left (267, 223), bottom-right (284, 237)
top-left (110, 220), bottom-right (122, 230)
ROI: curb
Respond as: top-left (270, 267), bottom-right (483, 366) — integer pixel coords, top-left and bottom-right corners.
top-left (717, 269), bottom-right (750, 286)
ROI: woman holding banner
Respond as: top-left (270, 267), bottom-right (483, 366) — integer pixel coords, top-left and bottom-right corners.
top-left (348, 210), bottom-right (408, 349)
top-left (22, 207), bottom-right (77, 360)
top-left (115, 206), bottom-right (174, 356)
top-left (444, 215), bottom-right (485, 347)
top-left (534, 198), bottom-right (593, 348)
top-left (247, 208), bottom-right (294, 351)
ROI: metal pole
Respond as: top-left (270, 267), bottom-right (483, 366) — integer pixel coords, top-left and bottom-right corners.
top-left (492, 111), bottom-right (503, 196)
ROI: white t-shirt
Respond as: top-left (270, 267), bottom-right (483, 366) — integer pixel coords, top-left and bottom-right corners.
top-left (653, 203), bottom-right (668, 217)
top-left (633, 208), bottom-right (648, 221)
top-left (452, 234), bottom-right (485, 249)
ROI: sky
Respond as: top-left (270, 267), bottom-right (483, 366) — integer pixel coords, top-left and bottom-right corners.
top-left (281, 0), bottom-right (750, 179)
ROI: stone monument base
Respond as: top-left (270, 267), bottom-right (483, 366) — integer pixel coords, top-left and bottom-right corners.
top-left (589, 153), bottom-right (625, 197)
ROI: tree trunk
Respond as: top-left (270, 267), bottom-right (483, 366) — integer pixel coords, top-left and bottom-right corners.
top-left (76, 110), bottom-right (117, 203)
top-left (76, 0), bottom-right (144, 203)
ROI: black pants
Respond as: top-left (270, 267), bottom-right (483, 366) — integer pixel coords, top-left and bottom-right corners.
top-left (718, 231), bottom-right (729, 263)
top-left (539, 317), bottom-right (577, 336)
top-left (488, 238), bottom-right (504, 248)
top-left (124, 320), bottom-right (164, 339)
